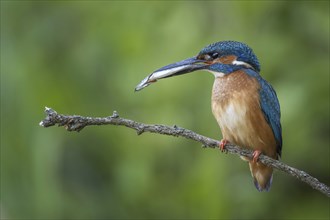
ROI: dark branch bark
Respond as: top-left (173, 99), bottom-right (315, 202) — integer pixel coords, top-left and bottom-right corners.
top-left (39, 107), bottom-right (330, 197)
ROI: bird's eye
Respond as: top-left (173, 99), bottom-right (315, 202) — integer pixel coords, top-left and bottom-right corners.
top-left (211, 52), bottom-right (219, 59)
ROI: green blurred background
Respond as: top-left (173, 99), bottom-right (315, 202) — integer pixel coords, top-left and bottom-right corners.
top-left (1, 1), bottom-right (329, 219)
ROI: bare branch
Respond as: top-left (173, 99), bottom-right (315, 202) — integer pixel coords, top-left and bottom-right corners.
top-left (39, 107), bottom-right (330, 197)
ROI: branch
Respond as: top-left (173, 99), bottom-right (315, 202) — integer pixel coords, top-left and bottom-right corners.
top-left (39, 107), bottom-right (330, 197)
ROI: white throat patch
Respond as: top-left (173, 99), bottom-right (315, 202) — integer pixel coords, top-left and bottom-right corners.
top-left (206, 70), bottom-right (225, 78)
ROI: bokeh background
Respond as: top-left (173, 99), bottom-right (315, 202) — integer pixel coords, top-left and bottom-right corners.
top-left (1, 1), bottom-right (329, 219)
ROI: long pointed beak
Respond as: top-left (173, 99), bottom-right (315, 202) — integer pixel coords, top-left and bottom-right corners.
top-left (135, 56), bottom-right (207, 91)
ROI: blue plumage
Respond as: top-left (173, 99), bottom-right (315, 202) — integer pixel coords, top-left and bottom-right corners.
top-left (207, 62), bottom-right (242, 74)
top-left (199, 41), bottom-right (260, 72)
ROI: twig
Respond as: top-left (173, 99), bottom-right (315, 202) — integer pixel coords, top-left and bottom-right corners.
top-left (39, 107), bottom-right (330, 197)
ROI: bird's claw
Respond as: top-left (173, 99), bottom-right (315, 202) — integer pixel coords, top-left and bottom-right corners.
top-left (252, 150), bottom-right (262, 163)
top-left (219, 139), bottom-right (229, 153)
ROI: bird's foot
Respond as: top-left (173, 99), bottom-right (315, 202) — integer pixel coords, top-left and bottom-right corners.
top-left (252, 150), bottom-right (262, 163)
top-left (219, 139), bottom-right (229, 153)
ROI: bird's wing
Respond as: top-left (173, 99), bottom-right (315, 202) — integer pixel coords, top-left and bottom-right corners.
top-left (245, 69), bottom-right (282, 157)
top-left (258, 77), bottom-right (282, 157)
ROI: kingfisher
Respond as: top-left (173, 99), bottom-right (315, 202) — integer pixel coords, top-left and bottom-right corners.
top-left (135, 41), bottom-right (282, 192)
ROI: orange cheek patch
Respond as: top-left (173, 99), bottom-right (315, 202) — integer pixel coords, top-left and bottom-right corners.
top-left (217, 55), bottom-right (237, 64)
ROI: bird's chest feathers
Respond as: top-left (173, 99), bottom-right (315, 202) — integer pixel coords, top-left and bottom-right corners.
top-left (211, 71), bottom-right (262, 146)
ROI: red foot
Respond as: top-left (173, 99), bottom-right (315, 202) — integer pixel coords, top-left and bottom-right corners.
top-left (252, 150), bottom-right (262, 163)
top-left (219, 139), bottom-right (229, 152)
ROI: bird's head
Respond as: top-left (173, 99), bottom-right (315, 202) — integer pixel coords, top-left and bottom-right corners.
top-left (135, 41), bottom-right (260, 91)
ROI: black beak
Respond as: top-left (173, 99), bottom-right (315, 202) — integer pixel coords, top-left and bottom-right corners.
top-left (135, 56), bottom-right (207, 91)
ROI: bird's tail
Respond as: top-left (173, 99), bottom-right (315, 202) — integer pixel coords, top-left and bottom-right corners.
top-left (248, 162), bottom-right (273, 192)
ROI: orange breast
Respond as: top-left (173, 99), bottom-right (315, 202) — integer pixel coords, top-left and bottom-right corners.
top-left (211, 70), bottom-right (277, 159)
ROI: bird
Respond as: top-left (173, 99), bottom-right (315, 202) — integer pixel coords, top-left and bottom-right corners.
top-left (135, 40), bottom-right (282, 192)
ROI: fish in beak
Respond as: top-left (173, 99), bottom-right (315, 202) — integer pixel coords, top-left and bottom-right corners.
top-left (135, 56), bottom-right (207, 91)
